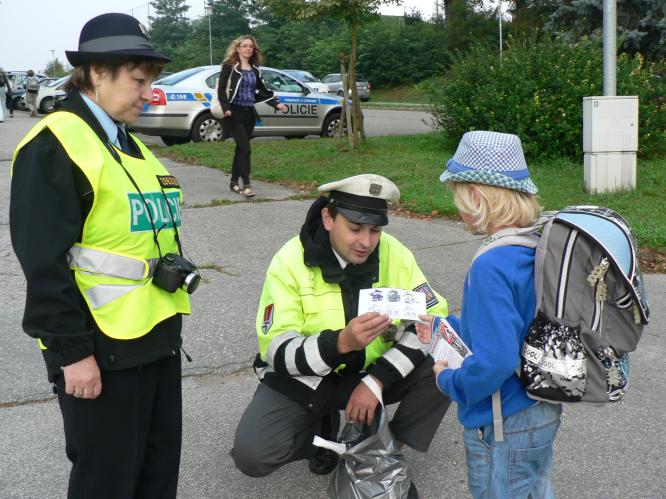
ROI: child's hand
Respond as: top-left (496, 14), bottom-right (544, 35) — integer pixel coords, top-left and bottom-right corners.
top-left (433, 360), bottom-right (448, 375)
top-left (415, 314), bottom-right (434, 343)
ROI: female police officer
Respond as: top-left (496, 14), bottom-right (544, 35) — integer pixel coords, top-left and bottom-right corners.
top-left (10, 13), bottom-right (194, 498)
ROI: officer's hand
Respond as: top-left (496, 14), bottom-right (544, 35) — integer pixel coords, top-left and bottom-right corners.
top-left (345, 378), bottom-right (382, 425)
top-left (415, 314), bottom-right (435, 343)
top-left (277, 103), bottom-right (288, 112)
top-left (64, 355), bottom-right (102, 399)
top-left (224, 110), bottom-right (232, 117)
top-left (338, 312), bottom-right (390, 354)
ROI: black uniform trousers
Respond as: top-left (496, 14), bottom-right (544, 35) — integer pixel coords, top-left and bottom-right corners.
top-left (232, 357), bottom-right (451, 478)
top-left (56, 352), bottom-right (182, 499)
top-left (225, 104), bottom-right (256, 187)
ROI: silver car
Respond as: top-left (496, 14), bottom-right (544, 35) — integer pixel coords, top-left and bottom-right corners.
top-left (132, 65), bottom-right (347, 146)
top-left (321, 73), bottom-right (371, 101)
top-left (281, 70), bottom-right (330, 94)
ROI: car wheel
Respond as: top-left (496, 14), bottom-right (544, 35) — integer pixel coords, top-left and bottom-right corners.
top-left (161, 135), bottom-right (191, 146)
top-left (39, 97), bottom-right (56, 114)
top-left (191, 113), bottom-right (225, 142)
top-left (13, 96), bottom-right (24, 111)
top-left (321, 112), bottom-right (343, 138)
top-left (336, 90), bottom-right (344, 97)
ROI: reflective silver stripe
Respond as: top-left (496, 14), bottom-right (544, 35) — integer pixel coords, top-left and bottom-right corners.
top-left (398, 331), bottom-right (423, 350)
top-left (266, 331), bottom-right (300, 364)
top-left (79, 35), bottom-right (154, 52)
top-left (303, 335), bottom-right (331, 375)
top-left (68, 246), bottom-right (153, 280)
top-left (85, 283), bottom-right (142, 309)
top-left (382, 348), bottom-right (414, 378)
top-left (254, 363), bottom-right (322, 390)
top-left (284, 336), bottom-right (306, 375)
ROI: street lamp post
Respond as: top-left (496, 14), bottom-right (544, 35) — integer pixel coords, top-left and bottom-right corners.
top-left (50, 50), bottom-right (56, 76)
top-left (205, 2), bottom-right (213, 65)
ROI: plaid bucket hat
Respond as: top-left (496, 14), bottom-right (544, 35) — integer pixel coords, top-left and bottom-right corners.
top-left (439, 131), bottom-right (538, 195)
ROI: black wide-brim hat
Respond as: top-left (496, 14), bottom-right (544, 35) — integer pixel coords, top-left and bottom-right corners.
top-left (66, 13), bottom-right (171, 67)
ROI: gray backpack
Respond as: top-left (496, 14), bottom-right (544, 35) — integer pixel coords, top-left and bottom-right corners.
top-left (476, 206), bottom-right (651, 440)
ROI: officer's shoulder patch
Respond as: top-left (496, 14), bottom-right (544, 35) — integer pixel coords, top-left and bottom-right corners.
top-left (156, 175), bottom-right (180, 189)
top-left (261, 304), bottom-right (274, 334)
top-left (413, 282), bottom-right (438, 308)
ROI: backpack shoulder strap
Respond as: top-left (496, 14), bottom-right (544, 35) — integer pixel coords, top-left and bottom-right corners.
top-left (472, 219), bottom-right (549, 263)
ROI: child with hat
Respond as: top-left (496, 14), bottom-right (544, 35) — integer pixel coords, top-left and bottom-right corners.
top-left (417, 131), bottom-right (562, 499)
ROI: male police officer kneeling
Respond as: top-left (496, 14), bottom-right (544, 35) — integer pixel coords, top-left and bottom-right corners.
top-left (231, 174), bottom-right (451, 497)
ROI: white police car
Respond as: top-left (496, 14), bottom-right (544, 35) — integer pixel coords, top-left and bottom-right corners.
top-left (132, 65), bottom-right (347, 146)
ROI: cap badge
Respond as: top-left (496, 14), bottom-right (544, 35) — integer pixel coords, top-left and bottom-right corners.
top-left (369, 183), bottom-right (382, 196)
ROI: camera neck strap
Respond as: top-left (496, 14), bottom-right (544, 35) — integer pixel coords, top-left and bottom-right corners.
top-left (105, 141), bottom-right (182, 258)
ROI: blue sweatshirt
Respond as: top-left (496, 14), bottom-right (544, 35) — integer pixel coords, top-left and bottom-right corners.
top-left (436, 245), bottom-right (537, 428)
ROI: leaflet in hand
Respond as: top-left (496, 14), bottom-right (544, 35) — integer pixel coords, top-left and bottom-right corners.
top-left (357, 287), bottom-right (426, 321)
top-left (429, 316), bottom-right (472, 369)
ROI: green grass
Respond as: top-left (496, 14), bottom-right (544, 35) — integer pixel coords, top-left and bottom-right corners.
top-left (164, 133), bottom-right (666, 252)
top-left (369, 84), bottom-right (429, 104)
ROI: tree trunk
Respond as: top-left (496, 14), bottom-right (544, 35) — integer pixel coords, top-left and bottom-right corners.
top-left (338, 56), bottom-right (353, 148)
top-left (348, 19), bottom-right (361, 148)
top-left (443, 0), bottom-right (452, 24)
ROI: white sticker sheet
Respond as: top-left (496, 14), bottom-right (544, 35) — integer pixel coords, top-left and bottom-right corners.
top-left (358, 287), bottom-right (426, 321)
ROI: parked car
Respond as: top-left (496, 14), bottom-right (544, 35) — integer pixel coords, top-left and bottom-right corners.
top-left (321, 73), bottom-right (371, 101)
top-left (36, 75), bottom-right (69, 114)
top-left (281, 70), bottom-right (330, 94)
top-left (132, 65), bottom-right (348, 145)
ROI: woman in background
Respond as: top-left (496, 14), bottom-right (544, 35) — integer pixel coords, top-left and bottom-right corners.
top-left (217, 35), bottom-right (287, 198)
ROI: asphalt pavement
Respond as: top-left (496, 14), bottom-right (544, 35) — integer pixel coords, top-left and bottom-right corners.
top-left (1, 110), bottom-right (664, 498)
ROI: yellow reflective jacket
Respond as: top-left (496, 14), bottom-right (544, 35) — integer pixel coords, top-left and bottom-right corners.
top-left (12, 111), bottom-right (191, 340)
top-left (255, 232), bottom-right (448, 396)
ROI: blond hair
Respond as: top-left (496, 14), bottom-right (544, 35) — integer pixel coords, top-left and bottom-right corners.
top-left (223, 35), bottom-right (264, 66)
top-left (450, 182), bottom-right (542, 235)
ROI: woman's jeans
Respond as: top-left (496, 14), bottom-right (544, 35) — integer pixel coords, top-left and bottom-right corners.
top-left (226, 104), bottom-right (256, 187)
top-left (463, 401), bottom-right (562, 499)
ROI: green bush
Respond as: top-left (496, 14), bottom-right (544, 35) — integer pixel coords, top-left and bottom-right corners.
top-left (425, 35), bottom-right (666, 158)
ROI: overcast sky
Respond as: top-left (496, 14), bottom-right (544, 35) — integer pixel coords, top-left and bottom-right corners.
top-left (0, 0), bottom-right (435, 73)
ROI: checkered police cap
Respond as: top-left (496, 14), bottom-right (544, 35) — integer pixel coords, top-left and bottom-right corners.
top-left (439, 131), bottom-right (538, 195)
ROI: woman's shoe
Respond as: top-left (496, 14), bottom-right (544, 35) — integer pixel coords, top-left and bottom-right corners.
top-left (242, 187), bottom-right (256, 198)
top-left (230, 183), bottom-right (242, 195)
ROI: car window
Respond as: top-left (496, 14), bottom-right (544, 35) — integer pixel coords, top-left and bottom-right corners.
top-left (204, 72), bottom-right (220, 89)
top-left (322, 75), bottom-right (339, 83)
top-left (157, 67), bottom-right (206, 86)
top-left (263, 71), bottom-right (303, 93)
top-left (300, 72), bottom-right (318, 83)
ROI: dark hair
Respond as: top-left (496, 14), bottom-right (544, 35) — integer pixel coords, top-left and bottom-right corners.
top-left (325, 200), bottom-right (339, 219)
top-left (65, 59), bottom-right (164, 93)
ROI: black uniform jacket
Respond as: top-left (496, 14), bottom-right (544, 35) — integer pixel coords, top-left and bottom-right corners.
top-left (216, 63), bottom-right (280, 114)
top-left (10, 92), bottom-right (182, 382)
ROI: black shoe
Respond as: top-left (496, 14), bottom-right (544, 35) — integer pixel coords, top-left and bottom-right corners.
top-left (308, 447), bottom-right (338, 475)
top-left (407, 481), bottom-right (419, 499)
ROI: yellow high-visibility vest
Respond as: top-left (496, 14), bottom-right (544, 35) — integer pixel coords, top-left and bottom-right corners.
top-left (13, 111), bottom-right (191, 340)
top-left (256, 232), bottom-right (448, 368)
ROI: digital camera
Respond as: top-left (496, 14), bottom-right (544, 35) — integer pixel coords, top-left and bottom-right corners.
top-left (152, 253), bottom-right (200, 294)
